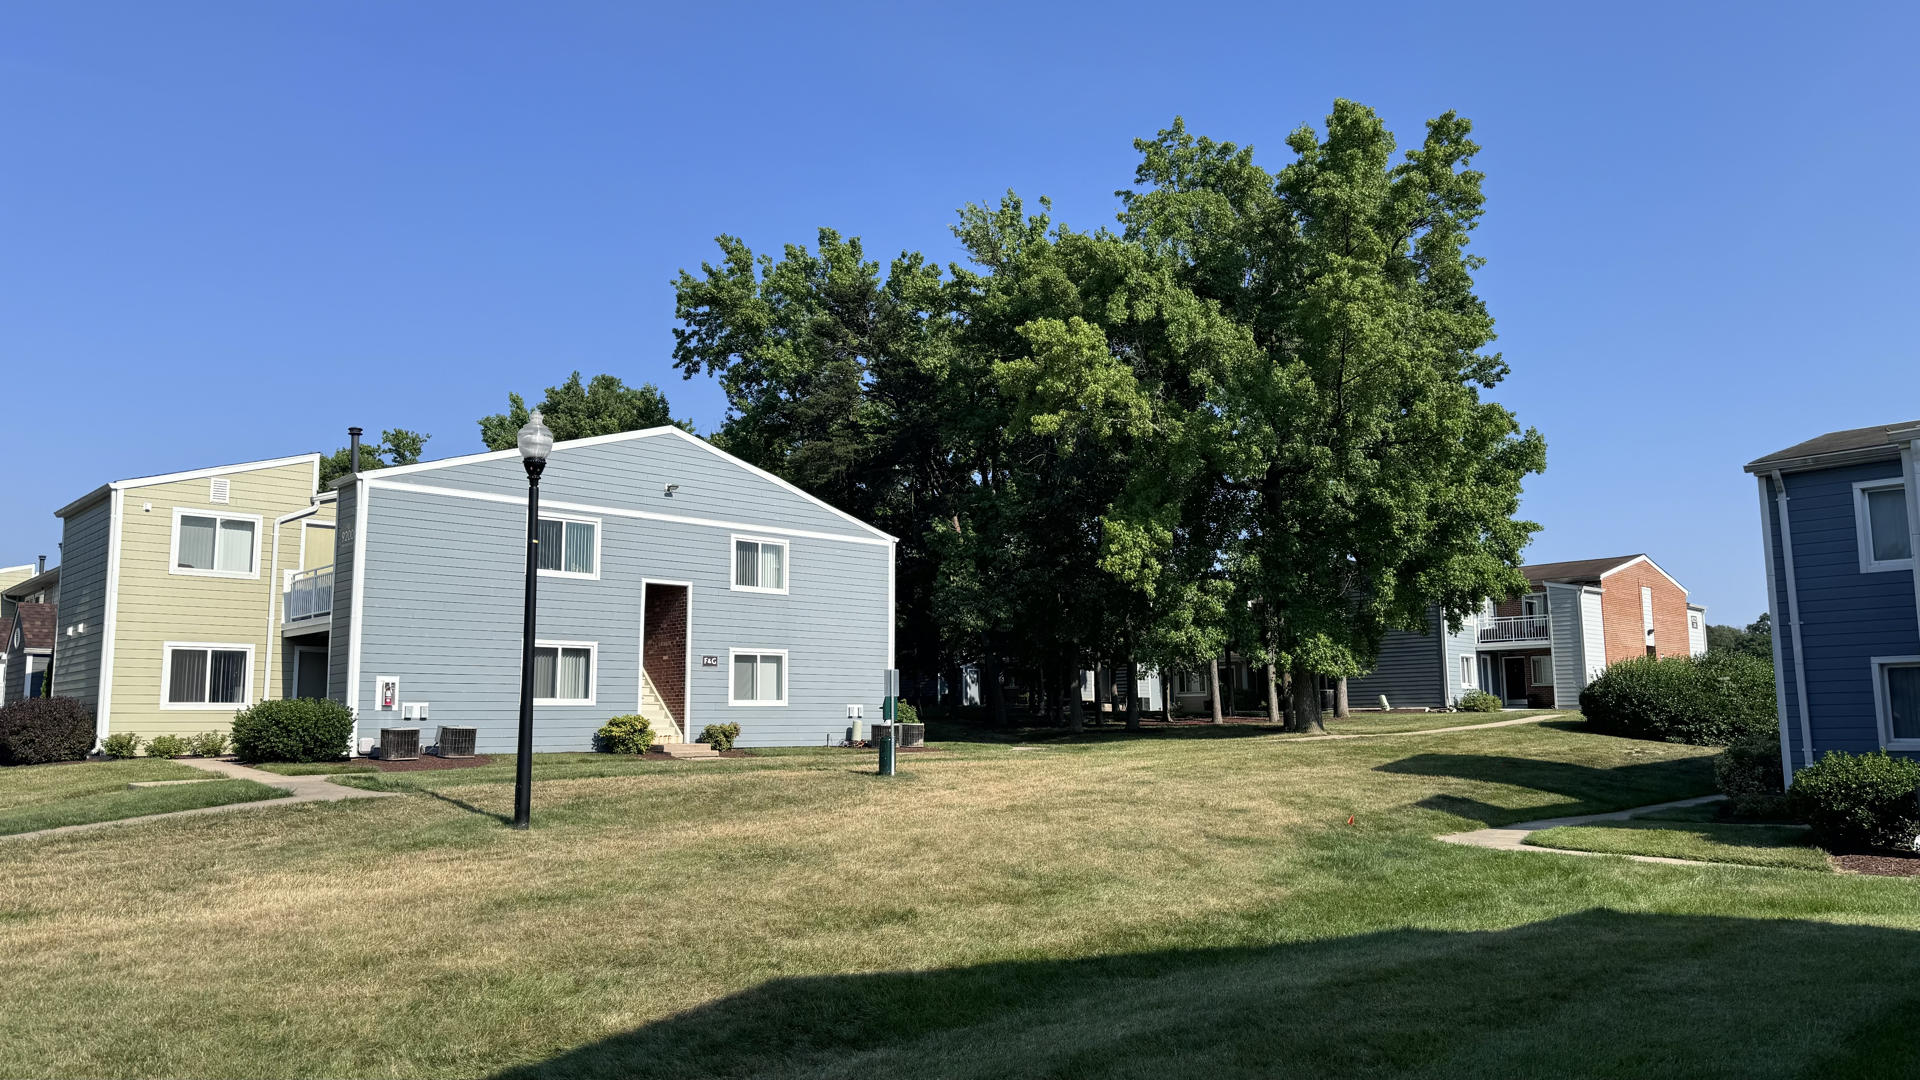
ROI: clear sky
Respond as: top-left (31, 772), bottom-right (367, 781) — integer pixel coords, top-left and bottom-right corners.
top-left (4, 1), bottom-right (1917, 622)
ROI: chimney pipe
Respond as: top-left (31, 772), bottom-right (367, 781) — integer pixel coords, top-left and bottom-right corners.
top-left (36, 555), bottom-right (45, 574)
top-left (348, 427), bottom-right (363, 477)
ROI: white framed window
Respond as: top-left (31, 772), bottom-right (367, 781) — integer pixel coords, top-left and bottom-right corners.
top-left (536, 515), bottom-right (599, 579)
top-left (161, 642), bottom-right (254, 709)
top-left (1460, 655), bottom-right (1475, 688)
top-left (170, 508), bottom-right (261, 578)
top-left (1530, 654), bottom-right (1552, 686)
top-left (532, 641), bottom-right (596, 704)
top-left (1854, 480), bottom-right (1914, 574)
top-left (731, 535), bottom-right (788, 593)
top-left (729, 649), bottom-right (788, 706)
top-left (1521, 592), bottom-right (1547, 616)
top-left (1689, 613), bottom-right (1701, 630)
top-left (1871, 656), bottom-right (1920, 750)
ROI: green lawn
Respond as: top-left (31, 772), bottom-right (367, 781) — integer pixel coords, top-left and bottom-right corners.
top-left (0, 760), bottom-right (288, 836)
top-left (1527, 819), bottom-right (1832, 872)
top-left (250, 761), bottom-right (382, 776)
top-left (4, 723), bottom-right (1920, 1078)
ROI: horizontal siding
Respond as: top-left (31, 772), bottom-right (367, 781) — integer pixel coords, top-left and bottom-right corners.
top-left (1350, 609), bottom-right (1444, 709)
top-left (1782, 461), bottom-right (1919, 761)
top-left (49, 497), bottom-right (112, 714)
top-left (352, 482), bottom-right (891, 753)
top-left (1547, 583), bottom-right (1585, 707)
top-left (329, 484), bottom-right (357, 704)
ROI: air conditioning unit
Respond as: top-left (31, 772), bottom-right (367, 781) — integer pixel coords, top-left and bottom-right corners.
top-left (435, 725), bottom-right (478, 758)
top-left (378, 728), bottom-right (421, 760)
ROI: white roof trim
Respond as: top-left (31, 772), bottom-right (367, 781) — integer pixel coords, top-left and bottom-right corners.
top-left (0, 564), bottom-right (34, 576)
top-left (1597, 554), bottom-right (1687, 594)
top-left (57, 452), bottom-right (323, 517)
top-left (348, 424), bottom-right (896, 543)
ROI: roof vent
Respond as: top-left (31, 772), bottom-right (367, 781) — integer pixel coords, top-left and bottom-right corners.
top-left (209, 478), bottom-right (231, 504)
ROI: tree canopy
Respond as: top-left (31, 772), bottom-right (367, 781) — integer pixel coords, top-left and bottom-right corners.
top-left (1708, 614), bottom-right (1773, 662)
top-left (318, 428), bottom-right (430, 487)
top-left (671, 100), bottom-right (1544, 728)
top-left (479, 371), bottom-right (690, 451)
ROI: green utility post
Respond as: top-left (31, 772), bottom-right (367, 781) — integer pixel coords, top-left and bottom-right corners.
top-left (878, 669), bottom-right (899, 776)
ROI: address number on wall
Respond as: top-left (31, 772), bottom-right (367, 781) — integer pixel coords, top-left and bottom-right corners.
top-left (701, 655), bottom-right (719, 667)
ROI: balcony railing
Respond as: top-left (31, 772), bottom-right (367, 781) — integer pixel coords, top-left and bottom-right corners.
top-left (1477, 614), bottom-right (1549, 644)
top-left (284, 565), bottom-right (333, 627)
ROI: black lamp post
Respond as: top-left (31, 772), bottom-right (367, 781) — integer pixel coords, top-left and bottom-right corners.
top-left (512, 409), bottom-right (554, 830)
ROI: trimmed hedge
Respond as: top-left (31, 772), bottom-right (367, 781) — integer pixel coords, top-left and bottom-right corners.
top-left (699, 723), bottom-right (741, 752)
top-left (0, 697), bottom-right (95, 765)
top-left (1579, 652), bottom-right (1776, 745)
top-left (231, 698), bottom-right (354, 763)
top-left (1456, 690), bottom-right (1502, 713)
top-left (1788, 750), bottom-right (1920, 851)
top-left (595, 715), bottom-right (655, 755)
top-left (1716, 736), bottom-right (1788, 819)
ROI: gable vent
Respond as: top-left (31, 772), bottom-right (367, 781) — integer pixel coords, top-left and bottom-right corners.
top-left (209, 478), bottom-right (231, 504)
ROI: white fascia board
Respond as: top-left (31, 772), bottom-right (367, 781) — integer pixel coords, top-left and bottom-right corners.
top-left (58, 453), bottom-right (325, 518)
top-left (1598, 554), bottom-right (1688, 595)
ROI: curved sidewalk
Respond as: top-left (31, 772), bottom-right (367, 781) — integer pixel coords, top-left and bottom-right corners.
top-left (1, 757), bottom-right (394, 843)
top-left (1437, 794), bottom-right (1729, 867)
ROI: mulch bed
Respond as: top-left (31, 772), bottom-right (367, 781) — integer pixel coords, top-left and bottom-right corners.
top-left (364, 754), bottom-right (497, 772)
top-left (1831, 851), bottom-right (1920, 877)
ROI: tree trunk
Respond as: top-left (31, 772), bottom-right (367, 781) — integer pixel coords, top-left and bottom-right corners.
top-left (1066, 668), bottom-right (1086, 733)
top-left (1289, 659), bottom-right (1324, 734)
top-left (1265, 661), bottom-right (1282, 725)
top-left (1223, 651), bottom-right (1235, 716)
top-left (985, 656), bottom-right (1006, 727)
top-left (1335, 677), bottom-right (1350, 718)
top-left (1124, 659), bottom-right (1142, 730)
top-left (1208, 657), bottom-right (1225, 725)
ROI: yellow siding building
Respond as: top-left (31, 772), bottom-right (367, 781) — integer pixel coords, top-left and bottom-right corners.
top-left (52, 454), bottom-right (334, 745)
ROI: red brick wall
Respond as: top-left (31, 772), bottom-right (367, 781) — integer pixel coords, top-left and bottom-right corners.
top-left (643, 584), bottom-right (688, 722)
top-left (1599, 561), bottom-right (1691, 665)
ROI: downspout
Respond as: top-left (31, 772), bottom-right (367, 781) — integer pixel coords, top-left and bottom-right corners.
top-left (263, 503), bottom-right (322, 702)
top-left (1771, 470), bottom-right (1816, 767)
top-left (1757, 475), bottom-right (1796, 788)
top-left (1904, 442), bottom-right (1920, 653)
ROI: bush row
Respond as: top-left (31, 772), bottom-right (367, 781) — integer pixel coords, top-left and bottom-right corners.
top-left (1580, 652), bottom-right (1776, 745)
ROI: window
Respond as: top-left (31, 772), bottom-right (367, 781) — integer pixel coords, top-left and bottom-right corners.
top-left (1530, 655), bottom-right (1552, 686)
top-left (1521, 592), bottom-right (1547, 617)
top-left (536, 516), bottom-right (598, 577)
top-left (25, 656), bottom-right (49, 698)
top-left (1689, 613), bottom-right (1701, 630)
top-left (1873, 657), bottom-right (1920, 748)
top-left (162, 643), bottom-right (252, 708)
top-left (172, 510), bottom-right (260, 577)
top-left (730, 649), bottom-right (787, 705)
top-left (532, 642), bottom-right (595, 703)
top-left (731, 536), bottom-right (788, 592)
top-left (1855, 481), bottom-right (1914, 573)
top-left (1460, 656), bottom-right (1475, 688)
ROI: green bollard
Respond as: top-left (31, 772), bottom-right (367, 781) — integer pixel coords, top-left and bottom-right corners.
top-left (878, 733), bottom-right (896, 776)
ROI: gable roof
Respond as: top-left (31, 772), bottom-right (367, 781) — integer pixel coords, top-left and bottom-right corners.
top-left (14, 603), bottom-right (55, 651)
top-left (1523, 554), bottom-right (1687, 594)
top-left (343, 425), bottom-right (896, 542)
top-left (2, 565), bottom-right (58, 602)
top-left (56, 453), bottom-right (322, 518)
top-left (1746, 420), bottom-right (1920, 474)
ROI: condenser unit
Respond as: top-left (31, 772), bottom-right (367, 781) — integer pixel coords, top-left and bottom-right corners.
top-left (435, 726), bottom-right (478, 758)
top-left (378, 728), bottom-right (421, 760)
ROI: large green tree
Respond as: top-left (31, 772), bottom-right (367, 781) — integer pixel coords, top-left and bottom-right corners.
top-left (478, 372), bottom-right (689, 451)
top-left (318, 428), bottom-right (430, 487)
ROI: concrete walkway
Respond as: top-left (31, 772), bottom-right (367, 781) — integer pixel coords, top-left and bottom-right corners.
top-left (1437, 794), bottom-right (1730, 867)
top-left (1, 757), bottom-right (395, 843)
top-left (1289, 711), bottom-right (1566, 742)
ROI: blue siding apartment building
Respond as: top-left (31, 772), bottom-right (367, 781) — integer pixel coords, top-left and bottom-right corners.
top-left (1748, 420), bottom-right (1920, 785)
top-left (319, 426), bottom-right (895, 754)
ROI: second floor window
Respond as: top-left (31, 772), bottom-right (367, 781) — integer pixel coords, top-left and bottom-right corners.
top-left (537, 517), bottom-right (597, 577)
top-left (175, 512), bottom-right (258, 577)
top-left (1859, 482), bottom-right (1913, 571)
top-left (733, 536), bottom-right (788, 592)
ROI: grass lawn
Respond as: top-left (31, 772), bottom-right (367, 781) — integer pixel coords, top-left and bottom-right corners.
top-left (0, 760), bottom-right (288, 836)
top-left (4, 723), bottom-right (1920, 1078)
top-left (1527, 819), bottom-right (1832, 872)
top-left (250, 761), bottom-right (382, 776)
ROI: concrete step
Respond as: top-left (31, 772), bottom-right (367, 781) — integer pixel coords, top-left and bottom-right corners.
top-left (656, 742), bottom-right (720, 759)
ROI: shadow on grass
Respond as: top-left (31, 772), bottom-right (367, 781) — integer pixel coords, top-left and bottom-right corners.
top-left (1377, 753), bottom-right (1716, 825)
top-left (927, 719), bottom-right (1293, 746)
top-left (421, 788), bottom-right (510, 825)
top-left (489, 910), bottom-right (1920, 1080)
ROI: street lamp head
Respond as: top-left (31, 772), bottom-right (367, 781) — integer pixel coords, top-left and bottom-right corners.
top-left (518, 410), bottom-right (554, 463)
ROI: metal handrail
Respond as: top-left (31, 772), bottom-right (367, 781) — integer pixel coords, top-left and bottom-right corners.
top-left (1477, 614), bottom-right (1549, 643)
top-left (285, 564), bottom-right (334, 624)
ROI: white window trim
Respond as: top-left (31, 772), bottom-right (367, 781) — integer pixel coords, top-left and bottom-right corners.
top-left (168, 507), bottom-right (263, 579)
top-left (1460, 655), bottom-right (1475, 689)
top-left (159, 641), bottom-right (256, 710)
top-left (729, 534), bottom-right (791, 594)
top-left (727, 647), bottom-right (790, 706)
top-left (1530, 654), bottom-right (1552, 686)
top-left (1871, 655), bottom-right (1920, 750)
top-left (533, 639), bottom-right (598, 705)
top-left (1854, 479), bottom-right (1915, 574)
top-left (536, 513), bottom-right (602, 581)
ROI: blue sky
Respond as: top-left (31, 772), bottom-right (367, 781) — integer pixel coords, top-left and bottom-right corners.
top-left (4, 1), bottom-right (1916, 623)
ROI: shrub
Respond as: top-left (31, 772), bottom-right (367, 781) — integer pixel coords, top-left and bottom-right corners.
top-left (190, 730), bottom-right (230, 758)
top-left (0, 697), bottom-right (96, 765)
top-left (1579, 652), bottom-right (1776, 745)
top-left (1788, 750), bottom-right (1920, 851)
top-left (146, 734), bottom-right (191, 758)
top-left (595, 715), bottom-right (655, 755)
top-left (230, 698), bottom-right (354, 763)
top-left (893, 700), bottom-right (920, 724)
top-left (1716, 736), bottom-right (1788, 819)
top-left (1456, 690), bottom-right (1503, 713)
top-left (699, 723), bottom-right (741, 752)
top-left (101, 732), bottom-right (143, 759)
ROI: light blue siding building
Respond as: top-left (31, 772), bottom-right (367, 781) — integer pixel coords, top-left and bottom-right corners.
top-left (1748, 420), bottom-right (1920, 784)
top-left (323, 426), bottom-right (894, 754)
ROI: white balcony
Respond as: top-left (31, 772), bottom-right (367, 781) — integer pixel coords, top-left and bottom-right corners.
top-left (1477, 614), bottom-right (1549, 645)
top-left (284, 565), bottom-right (333, 627)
